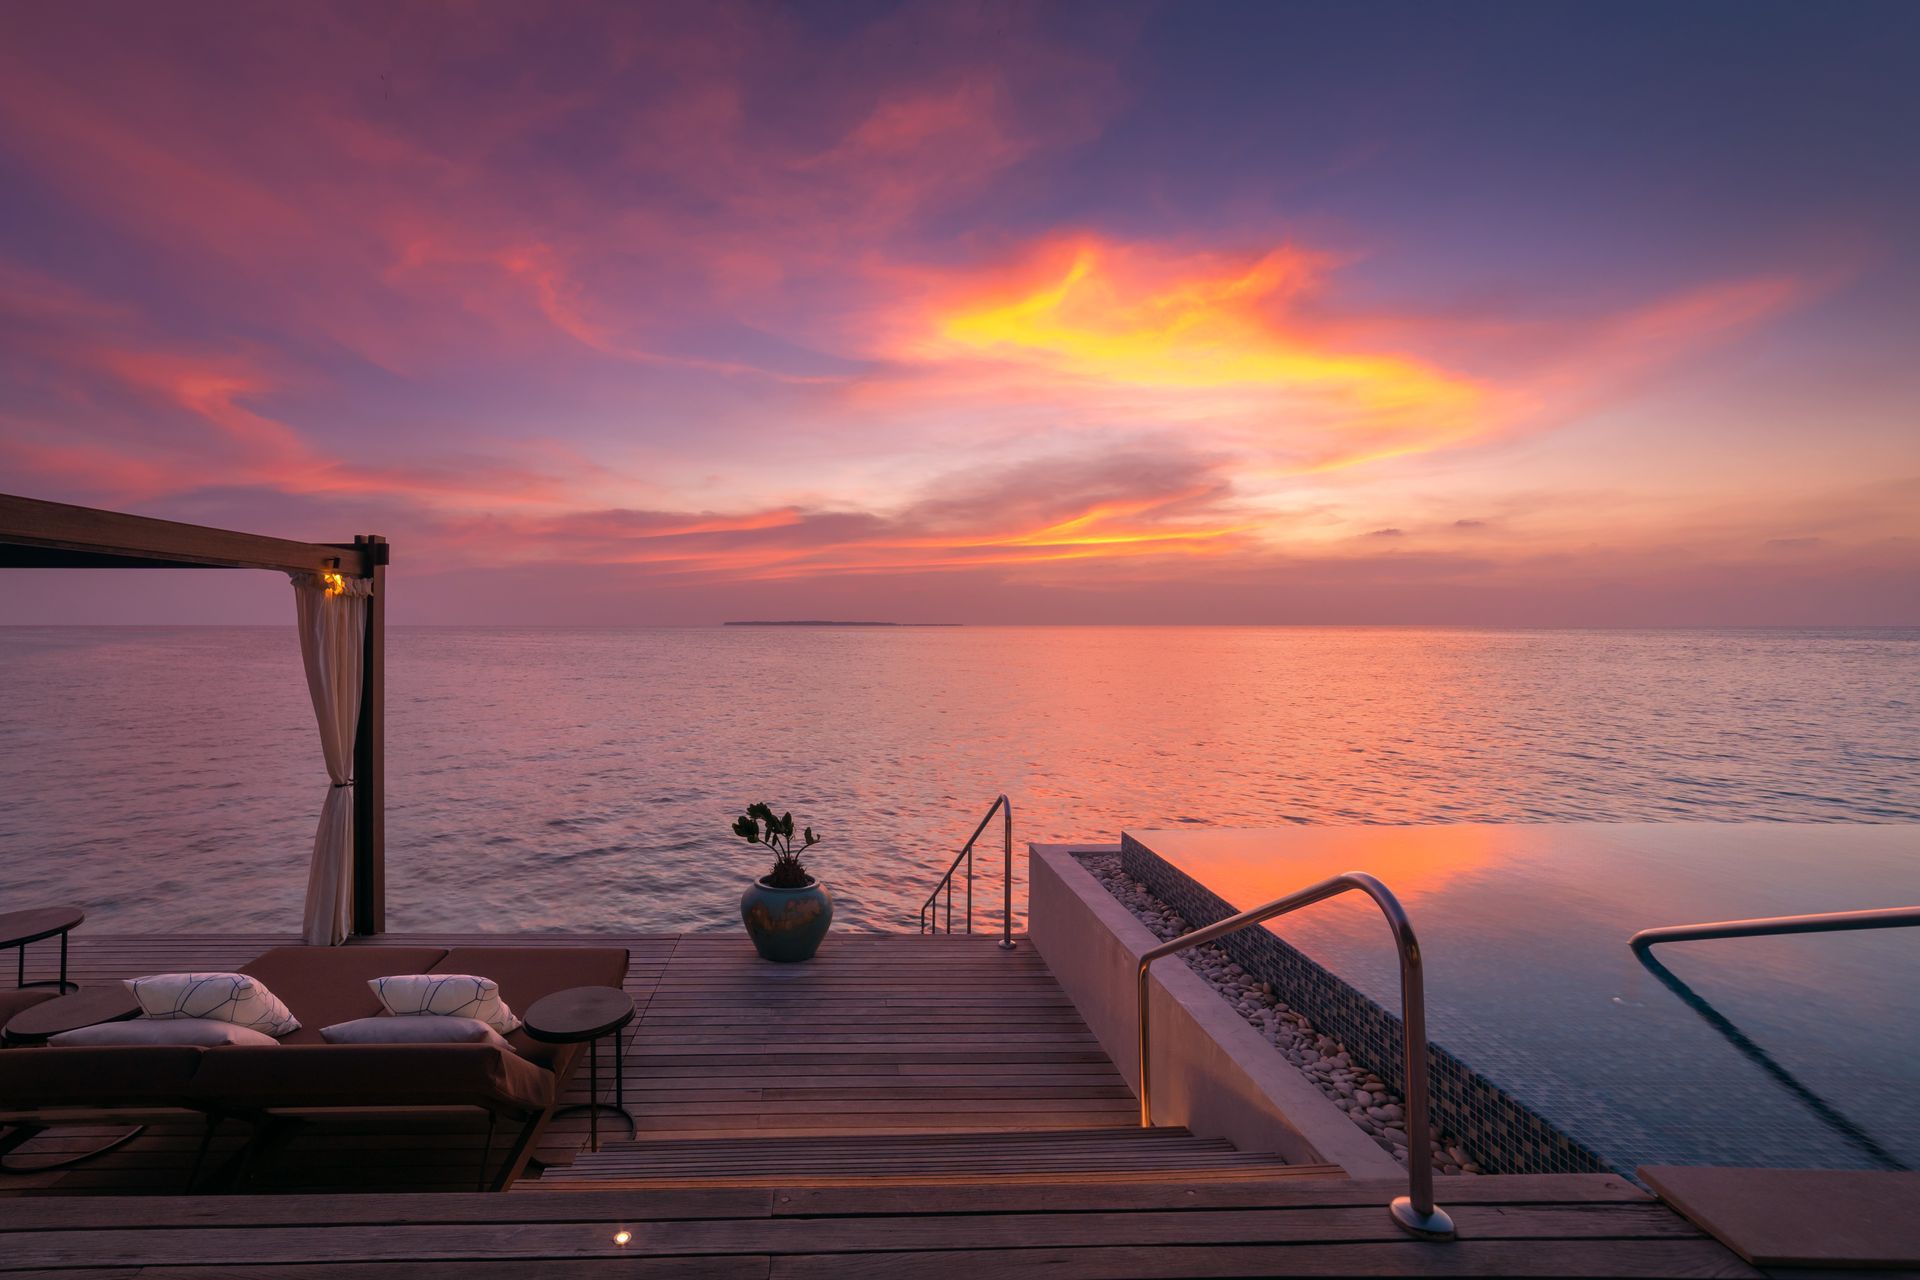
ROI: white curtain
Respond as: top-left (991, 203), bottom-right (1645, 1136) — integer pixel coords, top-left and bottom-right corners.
top-left (289, 572), bottom-right (372, 945)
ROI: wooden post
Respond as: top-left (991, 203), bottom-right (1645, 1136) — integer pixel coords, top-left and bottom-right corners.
top-left (351, 535), bottom-right (388, 935)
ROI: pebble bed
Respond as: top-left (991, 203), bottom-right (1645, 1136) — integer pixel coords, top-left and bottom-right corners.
top-left (1079, 852), bottom-right (1484, 1176)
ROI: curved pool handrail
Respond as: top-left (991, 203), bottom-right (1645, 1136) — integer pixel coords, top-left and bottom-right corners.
top-left (1630, 905), bottom-right (1920, 954)
top-left (1135, 870), bottom-right (1454, 1242)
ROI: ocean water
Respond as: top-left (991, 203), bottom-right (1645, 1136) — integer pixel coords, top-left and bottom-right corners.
top-left (0, 625), bottom-right (1915, 935)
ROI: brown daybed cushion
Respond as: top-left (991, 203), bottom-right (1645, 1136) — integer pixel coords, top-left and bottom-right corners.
top-left (238, 946), bottom-right (447, 1045)
top-left (431, 947), bottom-right (629, 1069)
top-left (187, 1042), bottom-right (554, 1114)
top-left (0, 1045), bottom-right (205, 1109)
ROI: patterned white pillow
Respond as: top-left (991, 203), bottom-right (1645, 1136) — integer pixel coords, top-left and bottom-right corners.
top-left (126, 973), bottom-right (301, 1037)
top-left (369, 974), bottom-right (521, 1034)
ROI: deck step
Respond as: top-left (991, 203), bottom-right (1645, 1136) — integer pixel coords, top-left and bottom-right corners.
top-left (527, 1124), bottom-right (1340, 1189)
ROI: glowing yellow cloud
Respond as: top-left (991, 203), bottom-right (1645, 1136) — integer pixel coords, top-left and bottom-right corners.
top-left (918, 238), bottom-right (1491, 470)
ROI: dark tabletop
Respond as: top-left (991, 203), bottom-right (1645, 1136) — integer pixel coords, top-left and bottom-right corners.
top-left (0, 906), bottom-right (85, 949)
top-left (522, 985), bottom-right (635, 1044)
top-left (3, 985), bottom-right (140, 1045)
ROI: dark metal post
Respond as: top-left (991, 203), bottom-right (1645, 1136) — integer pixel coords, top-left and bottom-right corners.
top-left (998, 796), bottom-right (1016, 949)
top-left (588, 1037), bottom-right (600, 1153)
top-left (351, 535), bottom-right (387, 936)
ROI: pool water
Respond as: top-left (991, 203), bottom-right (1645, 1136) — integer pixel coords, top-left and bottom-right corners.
top-left (1127, 824), bottom-right (1920, 1174)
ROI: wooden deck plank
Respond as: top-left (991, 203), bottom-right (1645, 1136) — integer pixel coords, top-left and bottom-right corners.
top-left (1639, 1166), bottom-right (1920, 1268)
top-left (769, 1173), bottom-right (1652, 1216)
top-left (0, 1202), bottom-right (1718, 1268)
top-left (128, 1262), bottom-right (774, 1280)
top-left (769, 1240), bottom-right (1759, 1278)
top-left (0, 1188), bottom-right (774, 1230)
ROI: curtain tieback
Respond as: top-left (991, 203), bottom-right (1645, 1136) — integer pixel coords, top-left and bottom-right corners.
top-left (331, 780), bottom-right (355, 789)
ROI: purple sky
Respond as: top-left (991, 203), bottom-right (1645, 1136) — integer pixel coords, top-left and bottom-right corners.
top-left (2, 1), bottom-right (1916, 624)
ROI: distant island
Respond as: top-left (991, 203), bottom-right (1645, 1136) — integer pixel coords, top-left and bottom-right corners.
top-left (723, 620), bottom-right (962, 627)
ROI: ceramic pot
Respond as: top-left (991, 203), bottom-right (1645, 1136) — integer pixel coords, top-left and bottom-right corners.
top-left (739, 875), bottom-right (833, 962)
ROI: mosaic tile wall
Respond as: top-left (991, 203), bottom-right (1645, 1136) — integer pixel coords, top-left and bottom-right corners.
top-left (1120, 833), bottom-right (1613, 1177)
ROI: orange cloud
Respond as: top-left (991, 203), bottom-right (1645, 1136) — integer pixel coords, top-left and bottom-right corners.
top-left (864, 236), bottom-right (1499, 472)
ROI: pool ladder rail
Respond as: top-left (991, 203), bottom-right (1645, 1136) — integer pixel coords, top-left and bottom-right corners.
top-left (917, 794), bottom-right (1016, 950)
top-left (1630, 904), bottom-right (1920, 953)
top-left (1135, 871), bottom-right (1456, 1243)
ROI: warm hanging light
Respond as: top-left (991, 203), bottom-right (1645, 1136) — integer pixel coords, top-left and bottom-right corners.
top-left (322, 571), bottom-right (347, 597)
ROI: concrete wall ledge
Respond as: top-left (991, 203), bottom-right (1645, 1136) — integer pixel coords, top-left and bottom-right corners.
top-left (1030, 842), bottom-right (1400, 1179)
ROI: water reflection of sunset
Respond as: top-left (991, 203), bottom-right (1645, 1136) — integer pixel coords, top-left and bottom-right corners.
top-left (1128, 825), bottom-right (1521, 916)
top-left (1129, 823), bottom-right (1920, 1173)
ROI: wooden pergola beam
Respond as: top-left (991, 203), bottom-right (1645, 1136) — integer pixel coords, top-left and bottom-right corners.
top-left (0, 493), bottom-right (378, 576)
top-left (0, 492), bottom-right (388, 937)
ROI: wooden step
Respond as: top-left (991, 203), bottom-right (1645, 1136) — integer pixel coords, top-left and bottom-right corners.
top-left (529, 1125), bottom-right (1339, 1190)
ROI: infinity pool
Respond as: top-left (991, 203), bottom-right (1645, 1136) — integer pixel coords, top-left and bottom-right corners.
top-left (1126, 824), bottom-right (1920, 1174)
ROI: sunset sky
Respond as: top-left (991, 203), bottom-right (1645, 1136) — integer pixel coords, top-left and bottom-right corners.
top-left (2, 1), bottom-right (1916, 624)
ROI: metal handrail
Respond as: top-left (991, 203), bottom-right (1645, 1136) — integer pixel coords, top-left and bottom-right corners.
top-left (1136, 871), bottom-right (1454, 1242)
top-left (918, 794), bottom-right (1016, 950)
top-left (1630, 905), bottom-right (1920, 953)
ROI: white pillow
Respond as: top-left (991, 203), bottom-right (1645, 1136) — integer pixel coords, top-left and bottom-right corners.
top-left (369, 974), bottom-right (521, 1034)
top-left (126, 973), bottom-right (300, 1037)
top-left (320, 1015), bottom-right (512, 1050)
top-left (52, 1018), bottom-right (279, 1047)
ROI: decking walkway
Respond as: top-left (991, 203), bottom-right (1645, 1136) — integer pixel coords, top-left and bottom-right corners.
top-left (0, 931), bottom-right (1768, 1275)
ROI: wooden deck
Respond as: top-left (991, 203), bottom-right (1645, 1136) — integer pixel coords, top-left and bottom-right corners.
top-left (0, 931), bottom-right (1779, 1274)
top-left (616, 931), bottom-right (1138, 1140)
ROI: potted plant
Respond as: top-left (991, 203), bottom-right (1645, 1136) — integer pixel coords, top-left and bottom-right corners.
top-left (732, 802), bottom-right (832, 962)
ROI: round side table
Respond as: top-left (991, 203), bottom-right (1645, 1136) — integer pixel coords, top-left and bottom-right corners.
top-left (2, 985), bottom-right (139, 1047)
top-left (1, 985), bottom-right (146, 1173)
top-left (522, 986), bottom-right (636, 1153)
top-left (0, 906), bottom-right (85, 995)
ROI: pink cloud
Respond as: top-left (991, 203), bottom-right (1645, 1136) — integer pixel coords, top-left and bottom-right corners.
top-left (0, 4), bottom-right (1905, 625)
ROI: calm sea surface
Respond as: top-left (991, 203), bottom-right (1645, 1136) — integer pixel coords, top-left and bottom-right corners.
top-left (1, 626), bottom-right (1915, 935)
